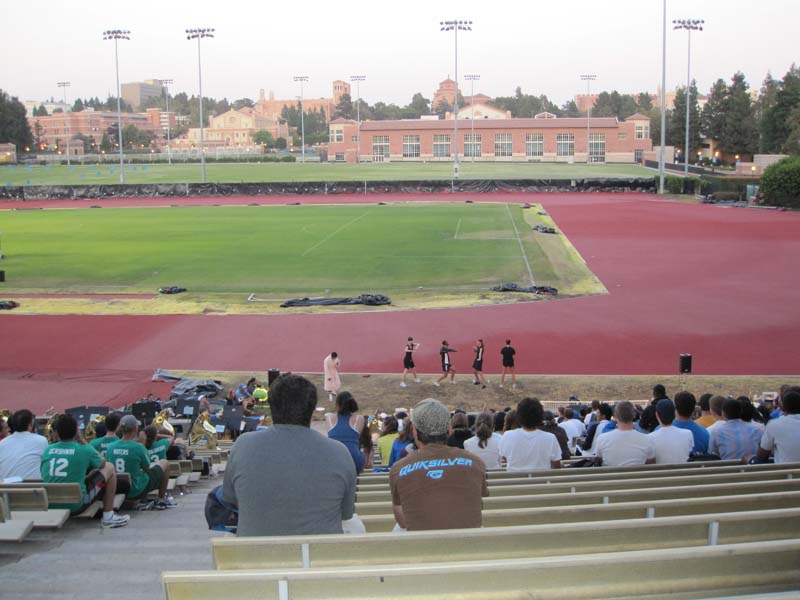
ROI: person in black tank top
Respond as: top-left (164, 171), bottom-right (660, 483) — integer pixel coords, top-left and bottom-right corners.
top-left (401, 337), bottom-right (421, 388)
top-left (499, 339), bottom-right (517, 388)
top-left (471, 338), bottom-right (487, 388)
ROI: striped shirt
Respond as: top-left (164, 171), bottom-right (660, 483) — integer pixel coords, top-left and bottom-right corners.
top-left (708, 419), bottom-right (763, 460)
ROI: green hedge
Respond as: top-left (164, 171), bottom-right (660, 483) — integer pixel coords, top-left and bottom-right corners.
top-left (700, 175), bottom-right (761, 194)
top-left (663, 175), bottom-right (709, 195)
top-left (761, 156), bottom-right (800, 208)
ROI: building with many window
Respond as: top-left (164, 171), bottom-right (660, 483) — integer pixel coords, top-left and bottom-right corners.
top-left (121, 79), bottom-right (165, 110)
top-left (328, 113), bottom-right (652, 164)
top-left (28, 109), bottom-right (157, 153)
top-left (180, 106), bottom-right (290, 149)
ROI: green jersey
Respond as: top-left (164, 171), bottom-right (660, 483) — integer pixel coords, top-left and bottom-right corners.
top-left (106, 439), bottom-right (151, 499)
top-left (41, 441), bottom-right (104, 511)
top-left (147, 438), bottom-right (171, 463)
top-left (89, 435), bottom-right (119, 457)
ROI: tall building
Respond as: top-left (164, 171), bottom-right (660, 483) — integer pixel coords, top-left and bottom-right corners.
top-left (121, 79), bottom-right (165, 110)
top-left (250, 80), bottom-right (349, 123)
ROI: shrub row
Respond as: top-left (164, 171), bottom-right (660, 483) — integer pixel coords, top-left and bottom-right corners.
top-left (760, 156), bottom-right (800, 209)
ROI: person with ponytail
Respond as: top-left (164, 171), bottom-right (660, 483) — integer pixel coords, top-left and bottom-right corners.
top-left (464, 412), bottom-right (502, 469)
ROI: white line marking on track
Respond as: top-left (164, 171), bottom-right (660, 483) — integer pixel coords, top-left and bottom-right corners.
top-left (505, 203), bottom-right (536, 285)
top-left (454, 217), bottom-right (462, 239)
top-left (301, 210), bottom-right (370, 257)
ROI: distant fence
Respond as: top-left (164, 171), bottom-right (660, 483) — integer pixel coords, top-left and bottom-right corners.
top-left (0, 178), bottom-right (656, 201)
top-left (644, 159), bottom-right (707, 176)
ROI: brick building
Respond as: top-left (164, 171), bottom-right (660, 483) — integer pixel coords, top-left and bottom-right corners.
top-left (328, 113), bottom-right (652, 164)
top-left (28, 109), bottom-right (157, 152)
top-left (251, 81), bottom-right (349, 123)
top-left (180, 107), bottom-right (290, 149)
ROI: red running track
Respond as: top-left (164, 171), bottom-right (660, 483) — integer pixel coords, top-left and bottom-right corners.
top-left (1, 192), bottom-right (799, 412)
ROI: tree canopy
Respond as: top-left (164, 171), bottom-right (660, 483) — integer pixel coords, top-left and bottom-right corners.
top-left (0, 89), bottom-right (33, 150)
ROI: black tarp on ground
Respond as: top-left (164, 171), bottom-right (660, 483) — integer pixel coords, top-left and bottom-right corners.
top-left (280, 294), bottom-right (391, 308)
top-left (0, 177), bottom-right (657, 201)
top-left (491, 283), bottom-right (558, 295)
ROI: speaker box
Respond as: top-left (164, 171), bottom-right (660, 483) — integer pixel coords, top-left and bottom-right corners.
top-left (267, 369), bottom-right (281, 386)
top-left (679, 354), bottom-right (693, 374)
top-left (0, 270), bottom-right (5, 282)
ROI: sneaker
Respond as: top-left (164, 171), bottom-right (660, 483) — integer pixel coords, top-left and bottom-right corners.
top-left (158, 497), bottom-right (179, 509)
top-left (134, 499), bottom-right (155, 511)
top-left (512, 384), bottom-right (517, 389)
top-left (414, 379), bottom-right (421, 384)
top-left (482, 385), bottom-right (487, 389)
top-left (432, 382), bottom-right (440, 387)
top-left (450, 380), bottom-right (456, 385)
top-left (499, 384), bottom-right (504, 388)
top-left (101, 513), bottom-right (130, 528)
top-left (400, 382), bottom-right (407, 388)
top-left (473, 381), bottom-right (480, 385)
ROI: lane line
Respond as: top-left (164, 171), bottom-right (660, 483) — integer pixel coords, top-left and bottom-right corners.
top-left (301, 211), bottom-right (371, 257)
top-left (505, 203), bottom-right (536, 285)
top-left (454, 217), bottom-right (462, 239)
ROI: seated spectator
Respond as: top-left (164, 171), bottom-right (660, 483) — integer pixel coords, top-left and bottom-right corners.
top-left (650, 399), bottom-right (693, 464)
top-left (325, 391), bottom-right (366, 474)
top-left (41, 414), bottom-right (130, 528)
top-left (360, 419), bottom-right (374, 470)
top-left (0, 409), bottom-right (48, 481)
top-left (595, 401), bottom-right (655, 467)
top-left (446, 411), bottom-right (472, 449)
top-left (541, 411), bottom-right (571, 461)
top-left (758, 390), bottom-right (800, 464)
top-left (584, 400), bottom-right (600, 427)
top-left (557, 407), bottom-right (585, 453)
top-left (639, 384), bottom-right (670, 433)
top-left (389, 418), bottom-right (415, 467)
top-left (252, 384), bottom-right (268, 404)
top-left (107, 415), bottom-right (176, 510)
top-left (708, 398), bottom-right (763, 461)
top-left (694, 393), bottom-right (714, 427)
top-left (583, 403), bottom-right (613, 455)
top-left (0, 416), bottom-right (8, 441)
top-left (141, 425), bottom-right (172, 464)
top-left (502, 409), bottom-right (519, 433)
top-left (493, 411), bottom-right (506, 433)
top-left (738, 396), bottom-right (765, 432)
top-left (377, 416), bottom-right (399, 465)
top-left (463, 412), bottom-right (502, 469)
top-left (390, 398), bottom-right (488, 531)
top-left (672, 391), bottom-right (710, 455)
top-left (499, 398), bottom-right (562, 472)
top-left (89, 412), bottom-right (122, 457)
top-left (222, 374), bottom-right (356, 536)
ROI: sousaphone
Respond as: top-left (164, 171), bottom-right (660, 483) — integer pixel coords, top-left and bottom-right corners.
top-left (190, 412), bottom-right (217, 449)
top-left (84, 414), bottom-right (106, 441)
top-left (153, 409), bottom-right (175, 436)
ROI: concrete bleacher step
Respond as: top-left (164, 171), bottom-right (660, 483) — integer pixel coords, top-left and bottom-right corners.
top-left (211, 507), bottom-right (800, 570)
top-left (0, 497), bottom-right (34, 542)
top-left (162, 538), bottom-right (800, 600)
top-left (0, 486), bottom-right (71, 529)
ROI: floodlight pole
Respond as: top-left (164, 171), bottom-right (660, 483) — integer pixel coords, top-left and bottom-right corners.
top-left (350, 75), bottom-right (366, 163)
top-left (440, 19), bottom-right (472, 180)
top-left (103, 29), bottom-right (130, 184)
top-left (674, 18), bottom-right (704, 178)
top-left (659, 0), bottom-right (667, 194)
top-left (581, 74), bottom-right (597, 163)
top-left (465, 74), bottom-right (479, 162)
top-left (159, 78), bottom-right (174, 165)
top-left (293, 76), bottom-right (309, 163)
top-left (57, 81), bottom-right (71, 166)
top-left (186, 28), bottom-right (215, 183)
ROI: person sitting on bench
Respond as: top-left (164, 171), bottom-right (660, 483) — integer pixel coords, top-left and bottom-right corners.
top-left (89, 412), bottom-right (123, 457)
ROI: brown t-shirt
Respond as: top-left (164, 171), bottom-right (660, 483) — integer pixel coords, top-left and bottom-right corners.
top-left (389, 444), bottom-right (488, 531)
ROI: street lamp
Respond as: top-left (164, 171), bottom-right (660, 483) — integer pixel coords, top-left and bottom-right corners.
top-left (57, 81), bottom-right (71, 166)
top-left (658, 0), bottom-right (667, 194)
top-left (464, 74), bottom-right (479, 162)
top-left (102, 29), bottom-right (130, 184)
top-left (350, 75), bottom-right (366, 163)
top-left (580, 74), bottom-right (597, 164)
top-left (440, 19), bottom-right (472, 180)
top-left (158, 78), bottom-right (174, 165)
top-left (293, 76), bottom-right (308, 163)
top-left (186, 28), bottom-right (214, 183)
top-left (673, 18), bottom-right (704, 178)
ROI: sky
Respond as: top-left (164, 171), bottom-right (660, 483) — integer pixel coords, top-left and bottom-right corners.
top-left (1, 0), bottom-right (798, 108)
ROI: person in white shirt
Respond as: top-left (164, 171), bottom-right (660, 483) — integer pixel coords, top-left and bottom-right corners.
top-left (0, 409), bottom-right (48, 481)
top-left (757, 389), bottom-right (800, 464)
top-left (499, 398), bottom-right (562, 472)
top-left (558, 408), bottom-right (585, 453)
top-left (584, 400), bottom-right (600, 427)
top-left (463, 412), bottom-right (502, 469)
top-left (649, 399), bottom-right (694, 464)
top-left (596, 401), bottom-right (655, 467)
top-left (586, 403), bottom-right (614, 456)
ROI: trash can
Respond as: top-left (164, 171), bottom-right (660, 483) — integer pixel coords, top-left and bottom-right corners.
top-left (0, 270), bottom-right (5, 282)
top-left (267, 369), bottom-right (280, 386)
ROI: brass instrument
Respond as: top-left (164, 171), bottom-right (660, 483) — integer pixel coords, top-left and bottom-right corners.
top-left (45, 414), bottom-right (63, 443)
top-left (153, 409), bottom-right (175, 436)
top-left (84, 414), bottom-right (106, 441)
top-left (189, 412), bottom-right (217, 449)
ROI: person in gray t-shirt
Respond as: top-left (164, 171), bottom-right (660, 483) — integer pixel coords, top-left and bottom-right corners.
top-left (222, 374), bottom-right (356, 536)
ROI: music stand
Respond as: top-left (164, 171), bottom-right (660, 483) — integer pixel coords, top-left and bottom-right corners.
top-left (131, 401), bottom-right (159, 426)
top-left (222, 405), bottom-right (245, 436)
top-left (175, 399), bottom-right (200, 418)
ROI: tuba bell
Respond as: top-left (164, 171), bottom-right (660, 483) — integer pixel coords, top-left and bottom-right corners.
top-left (189, 412), bottom-right (217, 449)
top-left (45, 414), bottom-right (63, 443)
top-left (84, 414), bottom-right (106, 441)
top-left (153, 409), bottom-right (175, 436)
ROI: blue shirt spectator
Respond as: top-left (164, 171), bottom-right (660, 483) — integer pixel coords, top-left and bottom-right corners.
top-left (709, 399), bottom-right (762, 460)
top-left (672, 419), bottom-right (710, 454)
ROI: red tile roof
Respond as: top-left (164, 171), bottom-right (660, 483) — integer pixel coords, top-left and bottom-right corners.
top-left (360, 117), bottom-right (621, 131)
top-left (625, 113), bottom-right (651, 121)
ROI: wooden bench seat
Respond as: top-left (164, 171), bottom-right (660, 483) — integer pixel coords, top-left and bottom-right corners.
top-left (162, 538), bottom-right (800, 600)
top-left (356, 467), bottom-right (800, 502)
top-left (359, 489), bottom-right (800, 532)
top-left (212, 507), bottom-right (800, 570)
top-left (0, 485), bottom-right (71, 528)
top-left (0, 496), bottom-right (34, 542)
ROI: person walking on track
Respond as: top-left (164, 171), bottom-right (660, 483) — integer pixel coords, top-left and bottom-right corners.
top-left (472, 339), bottom-right (488, 388)
top-left (323, 352), bottom-right (341, 402)
top-left (434, 340), bottom-right (457, 386)
top-left (499, 340), bottom-right (517, 389)
top-left (401, 337), bottom-right (421, 388)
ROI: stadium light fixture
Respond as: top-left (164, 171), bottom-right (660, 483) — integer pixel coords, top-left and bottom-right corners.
top-left (102, 29), bottom-right (130, 184)
top-left (673, 18), bottom-right (704, 178)
top-left (186, 28), bottom-right (215, 183)
top-left (57, 81), bottom-right (71, 166)
top-left (464, 74), bottom-right (480, 162)
top-left (158, 79), bottom-right (174, 165)
top-left (350, 75), bottom-right (366, 163)
top-left (580, 74), bottom-right (597, 164)
top-left (440, 19), bottom-right (472, 181)
top-left (659, 0), bottom-right (667, 194)
top-left (293, 76), bottom-right (309, 163)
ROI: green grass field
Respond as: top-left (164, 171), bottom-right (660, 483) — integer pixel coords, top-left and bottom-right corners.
top-left (0, 203), bottom-right (602, 312)
top-left (0, 161), bottom-right (653, 186)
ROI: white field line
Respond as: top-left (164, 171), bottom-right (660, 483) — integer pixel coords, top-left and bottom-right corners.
top-left (505, 203), bottom-right (536, 286)
top-left (454, 217), bottom-right (462, 239)
top-left (300, 211), bottom-right (371, 257)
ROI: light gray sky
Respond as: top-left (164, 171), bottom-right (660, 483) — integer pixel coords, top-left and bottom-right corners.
top-left (2, 0), bottom-right (797, 107)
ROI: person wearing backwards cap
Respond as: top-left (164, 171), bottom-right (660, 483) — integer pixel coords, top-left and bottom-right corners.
top-left (389, 399), bottom-right (488, 531)
top-left (649, 399), bottom-right (694, 464)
